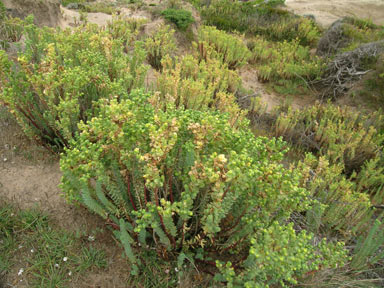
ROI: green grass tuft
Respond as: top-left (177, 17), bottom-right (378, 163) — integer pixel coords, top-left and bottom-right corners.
top-left (0, 202), bottom-right (107, 287)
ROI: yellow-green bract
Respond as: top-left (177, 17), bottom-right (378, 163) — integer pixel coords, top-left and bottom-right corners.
top-left (60, 90), bottom-right (348, 283)
top-left (0, 22), bottom-right (147, 152)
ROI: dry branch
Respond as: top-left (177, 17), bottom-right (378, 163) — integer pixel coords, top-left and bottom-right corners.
top-left (315, 41), bottom-right (384, 99)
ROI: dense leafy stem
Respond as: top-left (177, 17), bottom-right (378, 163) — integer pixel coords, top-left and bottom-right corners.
top-left (0, 23), bottom-right (147, 152)
top-left (60, 90), bottom-right (347, 283)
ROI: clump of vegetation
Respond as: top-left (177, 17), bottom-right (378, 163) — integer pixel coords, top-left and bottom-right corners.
top-left (248, 37), bottom-right (325, 94)
top-left (62, 0), bottom-right (118, 14)
top-left (0, 23), bottom-right (147, 152)
top-left (297, 155), bottom-right (373, 237)
top-left (296, 155), bottom-right (384, 275)
top-left (249, 94), bottom-right (384, 279)
top-left (350, 218), bottom-right (384, 270)
top-left (0, 17), bottom-right (25, 49)
top-left (358, 56), bottom-right (384, 107)
top-left (274, 103), bottom-right (384, 174)
top-left (262, 101), bottom-right (384, 281)
top-left (0, 202), bottom-right (107, 287)
top-left (166, 0), bottom-right (182, 9)
top-left (60, 90), bottom-right (348, 284)
top-left (161, 8), bottom-right (195, 31)
top-left (272, 102), bottom-right (384, 222)
top-left (355, 156), bottom-right (384, 206)
top-left (0, 7), bottom-right (30, 50)
top-left (61, 0), bottom-right (89, 7)
top-left (145, 24), bottom-right (176, 70)
top-left (216, 222), bottom-right (347, 287)
top-left (2, 3), bottom-right (384, 286)
top-left (253, 15), bottom-right (321, 47)
top-left (200, 0), bottom-right (320, 46)
top-left (105, 15), bottom-right (147, 45)
top-left (81, 2), bottom-right (119, 15)
top-left (0, 0), bottom-right (4, 16)
top-left (195, 25), bottom-right (250, 70)
top-left (342, 17), bottom-right (384, 50)
top-left (317, 17), bottom-right (384, 56)
top-left (200, 0), bottom-right (282, 33)
top-left (154, 55), bottom-right (243, 121)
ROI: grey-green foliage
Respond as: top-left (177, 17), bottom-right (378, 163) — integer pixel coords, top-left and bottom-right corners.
top-left (351, 218), bottom-right (384, 270)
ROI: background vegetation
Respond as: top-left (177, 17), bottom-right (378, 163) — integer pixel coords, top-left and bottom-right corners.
top-left (1, 0), bottom-right (384, 287)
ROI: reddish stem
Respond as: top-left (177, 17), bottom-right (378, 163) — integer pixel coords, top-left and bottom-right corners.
top-left (144, 185), bottom-right (148, 205)
top-left (221, 206), bottom-right (247, 234)
top-left (154, 187), bottom-right (176, 248)
top-left (179, 221), bottom-right (185, 249)
top-left (105, 218), bottom-right (120, 230)
top-left (25, 104), bottom-right (68, 146)
top-left (16, 105), bottom-right (43, 133)
top-left (126, 173), bottom-right (137, 211)
top-left (168, 172), bottom-right (174, 203)
top-left (232, 254), bottom-right (248, 269)
top-left (221, 185), bottom-right (230, 201)
top-left (196, 258), bottom-right (216, 267)
top-left (221, 235), bottom-right (247, 253)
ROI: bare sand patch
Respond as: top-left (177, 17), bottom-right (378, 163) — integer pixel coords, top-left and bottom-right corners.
top-left (239, 66), bottom-right (317, 112)
top-left (285, 0), bottom-right (384, 28)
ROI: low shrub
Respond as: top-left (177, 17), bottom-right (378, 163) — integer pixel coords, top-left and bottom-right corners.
top-left (81, 2), bottom-right (118, 15)
top-left (0, 14), bottom-right (28, 50)
top-left (341, 17), bottom-right (384, 52)
top-left (273, 103), bottom-right (384, 210)
top-left (201, 0), bottom-right (320, 46)
top-left (60, 90), bottom-right (348, 283)
top-left (216, 222), bottom-right (348, 287)
top-left (297, 154), bottom-right (384, 273)
top-left (195, 25), bottom-right (250, 70)
top-left (0, 1), bottom-right (5, 18)
top-left (154, 54), bottom-right (243, 121)
top-left (248, 38), bottom-right (325, 94)
top-left (297, 155), bottom-right (373, 238)
top-left (105, 15), bottom-right (147, 45)
top-left (350, 218), bottom-right (384, 270)
top-left (145, 24), bottom-right (176, 70)
top-left (355, 156), bottom-right (384, 206)
top-left (252, 15), bottom-right (320, 47)
top-left (61, 0), bottom-right (90, 6)
top-left (61, 0), bottom-right (88, 7)
top-left (161, 8), bottom-right (194, 31)
top-left (274, 103), bottom-right (384, 175)
top-left (359, 56), bottom-right (384, 107)
top-left (201, 0), bottom-right (283, 33)
top-left (167, 0), bottom-right (182, 9)
top-left (317, 17), bottom-right (384, 57)
top-left (0, 23), bottom-right (147, 152)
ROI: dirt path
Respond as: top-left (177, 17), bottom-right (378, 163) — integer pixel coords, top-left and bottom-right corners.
top-left (285, 0), bottom-right (384, 28)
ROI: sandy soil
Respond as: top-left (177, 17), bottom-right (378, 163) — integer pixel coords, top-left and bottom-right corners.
top-left (59, 6), bottom-right (152, 29)
top-left (0, 156), bottom-right (131, 288)
top-left (285, 0), bottom-right (384, 28)
top-left (239, 66), bottom-right (317, 112)
top-left (59, 7), bottom-right (113, 28)
top-left (2, 0), bottom-right (62, 27)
